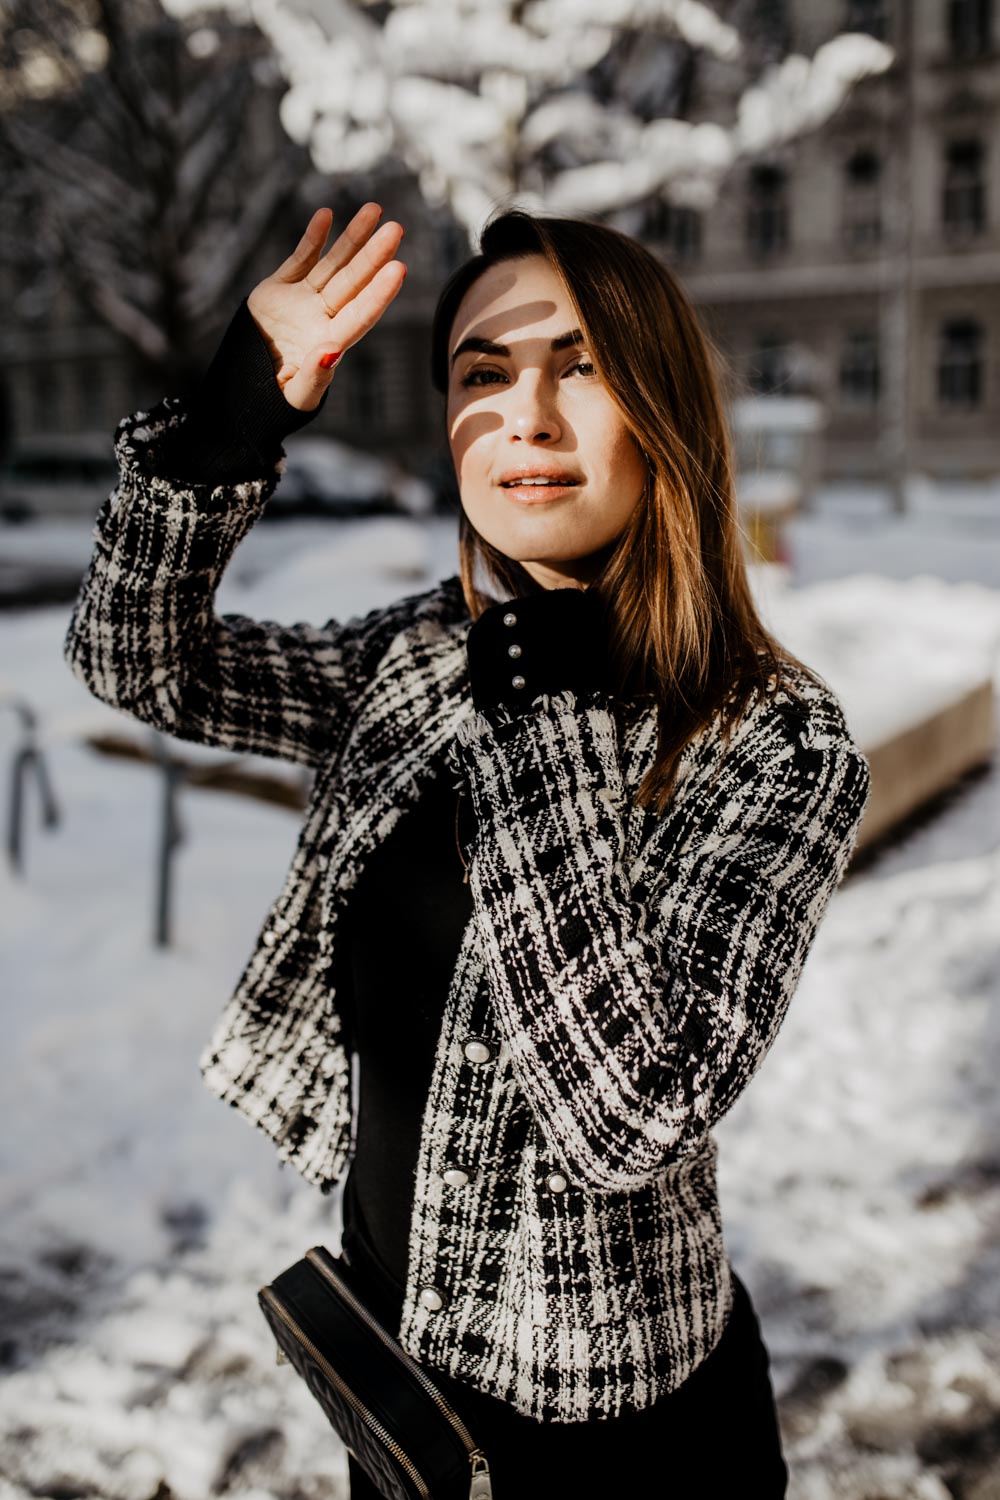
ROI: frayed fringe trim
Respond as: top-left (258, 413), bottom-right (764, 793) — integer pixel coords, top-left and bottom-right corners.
top-left (453, 697), bottom-right (522, 748)
top-left (449, 687), bottom-right (611, 761)
top-left (114, 396), bottom-right (283, 499)
top-left (444, 737), bottom-right (465, 786)
top-left (116, 394), bottom-right (187, 455)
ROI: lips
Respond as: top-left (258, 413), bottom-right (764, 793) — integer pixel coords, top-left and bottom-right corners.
top-left (497, 467), bottom-right (582, 488)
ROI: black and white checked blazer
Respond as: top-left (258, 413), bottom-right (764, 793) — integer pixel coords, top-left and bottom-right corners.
top-left (65, 398), bottom-right (872, 1423)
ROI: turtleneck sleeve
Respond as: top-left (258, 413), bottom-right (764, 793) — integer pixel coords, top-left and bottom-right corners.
top-left (154, 298), bottom-right (330, 485)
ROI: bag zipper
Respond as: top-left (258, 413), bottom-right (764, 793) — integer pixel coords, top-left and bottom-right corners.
top-left (305, 1247), bottom-right (492, 1498)
top-left (261, 1284), bottom-right (432, 1499)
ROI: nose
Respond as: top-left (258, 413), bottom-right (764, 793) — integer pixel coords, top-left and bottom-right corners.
top-left (507, 375), bottom-right (562, 444)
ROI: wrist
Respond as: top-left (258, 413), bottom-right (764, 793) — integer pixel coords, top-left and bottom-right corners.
top-left (198, 298), bottom-right (328, 449)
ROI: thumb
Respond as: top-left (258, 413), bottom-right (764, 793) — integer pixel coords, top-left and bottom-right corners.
top-left (280, 345), bottom-right (343, 413)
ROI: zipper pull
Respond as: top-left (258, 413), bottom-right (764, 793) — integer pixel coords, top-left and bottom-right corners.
top-left (469, 1451), bottom-right (492, 1499)
top-left (275, 1343), bottom-right (289, 1366)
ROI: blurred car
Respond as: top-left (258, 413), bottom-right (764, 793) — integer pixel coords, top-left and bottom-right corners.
top-left (0, 433), bottom-right (120, 522)
top-left (268, 435), bottom-right (435, 520)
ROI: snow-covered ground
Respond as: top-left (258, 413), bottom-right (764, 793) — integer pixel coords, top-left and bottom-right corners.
top-left (2, 507), bottom-right (999, 1500)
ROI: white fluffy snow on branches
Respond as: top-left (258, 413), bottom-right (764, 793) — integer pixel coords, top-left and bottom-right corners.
top-left (161, 0), bottom-right (893, 240)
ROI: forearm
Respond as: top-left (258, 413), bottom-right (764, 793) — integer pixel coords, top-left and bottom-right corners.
top-left (450, 681), bottom-right (871, 1192)
top-left (63, 401), bottom-right (277, 724)
top-left (63, 294), bottom-right (347, 755)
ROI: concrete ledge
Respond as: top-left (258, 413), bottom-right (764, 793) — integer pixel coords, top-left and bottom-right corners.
top-left (82, 681), bottom-right (999, 857)
top-left (854, 677), bottom-right (996, 853)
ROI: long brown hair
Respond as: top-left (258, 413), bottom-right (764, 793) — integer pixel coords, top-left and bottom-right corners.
top-left (431, 208), bottom-right (823, 814)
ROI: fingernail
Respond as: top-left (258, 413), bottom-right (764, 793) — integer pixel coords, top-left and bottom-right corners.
top-left (319, 351), bottom-right (342, 369)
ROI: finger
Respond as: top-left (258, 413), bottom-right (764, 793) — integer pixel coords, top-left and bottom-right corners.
top-left (316, 220), bottom-right (405, 314)
top-left (271, 207), bottom-right (334, 284)
top-left (306, 201), bottom-right (387, 293)
top-left (326, 260), bottom-right (408, 351)
top-left (280, 344), bottom-right (343, 412)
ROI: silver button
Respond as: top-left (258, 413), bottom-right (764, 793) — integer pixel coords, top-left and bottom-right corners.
top-left (511, 674), bottom-right (526, 690)
top-left (262, 929), bottom-right (277, 947)
top-left (507, 642), bottom-right (522, 658)
top-left (463, 1039), bottom-right (492, 1064)
top-left (418, 1285), bottom-right (445, 1312)
top-left (503, 611), bottom-right (518, 627)
top-left (442, 1167), bottom-right (470, 1188)
top-left (546, 1172), bottom-right (568, 1193)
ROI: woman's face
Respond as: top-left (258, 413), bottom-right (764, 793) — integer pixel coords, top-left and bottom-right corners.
top-left (445, 254), bottom-right (647, 590)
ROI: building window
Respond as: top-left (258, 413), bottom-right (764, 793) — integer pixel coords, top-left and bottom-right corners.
top-left (437, 216), bottom-right (469, 272)
top-left (78, 363), bottom-right (104, 430)
top-left (643, 198), bottom-right (702, 261)
top-left (344, 348), bottom-right (384, 434)
top-left (746, 165), bottom-right (789, 255)
top-left (839, 331), bottom-right (880, 407)
top-left (749, 335), bottom-right (791, 394)
top-left (948, 0), bottom-right (992, 57)
top-left (30, 365), bottom-right (55, 432)
top-left (937, 318), bottom-right (984, 407)
top-left (843, 149), bottom-right (882, 248)
top-left (943, 139), bottom-right (987, 234)
top-left (845, 0), bottom-right (888, 39)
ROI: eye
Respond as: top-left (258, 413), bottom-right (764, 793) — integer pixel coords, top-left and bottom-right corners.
top-left (458, 358), bottom-right (596, 390)
top-left (460, 367), bottom-right (507, 388)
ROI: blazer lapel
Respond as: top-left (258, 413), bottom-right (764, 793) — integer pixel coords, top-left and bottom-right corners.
top-left (326, 612), bottom-right (476, 898)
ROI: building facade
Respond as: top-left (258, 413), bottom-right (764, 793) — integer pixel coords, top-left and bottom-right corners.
top-left (0, 162), bottom-right (464, 496)
top-left (4, 0), bottom-right (999, 501)
top-left (638, 0), bottom-right (1000, 493)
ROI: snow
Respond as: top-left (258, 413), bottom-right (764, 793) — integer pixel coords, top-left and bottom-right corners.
top-left (735, 34), bottom-right (894, 155)
top-left (2, 508), bottom-right (999, 1496)
top-left (751, 569), bottom-right (1000, 745)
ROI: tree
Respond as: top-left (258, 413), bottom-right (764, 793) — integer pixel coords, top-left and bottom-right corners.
top-left (160, 0), bottom-right (893, 244)
top-left (0, 0), bottom-right (314, 390)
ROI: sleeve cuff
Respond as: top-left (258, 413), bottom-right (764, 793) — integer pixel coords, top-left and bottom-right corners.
top-left (465, 588), bottom-right (611, 714)
top-left (154, 298), bottom-right (329, 484)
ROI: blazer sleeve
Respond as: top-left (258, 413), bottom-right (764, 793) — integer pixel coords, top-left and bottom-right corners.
top-left (63, 397), bottom-right (386, 768)
top-left (448, 684), bottom-right (872, 1192)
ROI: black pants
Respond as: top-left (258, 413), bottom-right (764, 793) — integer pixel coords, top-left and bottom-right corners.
top-left (341, 1203), bottom-right (789, 1498)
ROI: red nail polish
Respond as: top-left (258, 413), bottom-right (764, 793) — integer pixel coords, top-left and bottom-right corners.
top-left (319, 351), bottom-right (342, 369)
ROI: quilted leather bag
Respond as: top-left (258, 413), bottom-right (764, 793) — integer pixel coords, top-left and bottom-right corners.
top-left (259, 1244), bottom-right (493, 1500)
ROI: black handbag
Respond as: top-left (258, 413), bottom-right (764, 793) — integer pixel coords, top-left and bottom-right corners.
top-left (259, 1243), bottom-right (493, 1500)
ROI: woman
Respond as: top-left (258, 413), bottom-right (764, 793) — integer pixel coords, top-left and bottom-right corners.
top-left (65, 203), bottom-right (871, 1495)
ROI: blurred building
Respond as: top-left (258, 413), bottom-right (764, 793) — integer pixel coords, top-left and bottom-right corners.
top-left (4, 0), bottom-right (1000, 504)
top-left (637, 0), bottom-right (1000, 495)
top-left (0, 163), bottom-right (461, 494)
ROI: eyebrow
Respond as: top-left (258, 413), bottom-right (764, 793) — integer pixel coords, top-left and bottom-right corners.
top-left (450, 328), bottom-right (586, 367)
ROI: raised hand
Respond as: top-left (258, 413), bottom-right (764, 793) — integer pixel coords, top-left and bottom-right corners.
top-left (247, 203), bottom-right (407, 413)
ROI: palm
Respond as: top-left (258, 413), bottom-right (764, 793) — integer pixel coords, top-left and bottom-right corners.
top-left (247, 204), bottom-right (407, 412)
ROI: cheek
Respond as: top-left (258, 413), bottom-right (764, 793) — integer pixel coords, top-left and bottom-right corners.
top-left (448, 402), bottom-right (502, 492)
top-left (599, 419), bottom-right (646, 489)
top-left (446, 407), bottom-right (471, 482)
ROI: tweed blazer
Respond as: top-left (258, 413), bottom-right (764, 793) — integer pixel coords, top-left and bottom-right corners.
top-left (65, 397), bottom-right (872, 1424)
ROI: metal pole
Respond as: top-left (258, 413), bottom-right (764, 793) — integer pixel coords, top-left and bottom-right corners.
top-left (4, 698), bottom-right (60, 875)
top-left (151, 731), bottom-right (184, 948)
